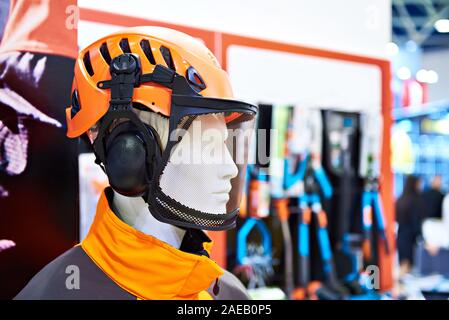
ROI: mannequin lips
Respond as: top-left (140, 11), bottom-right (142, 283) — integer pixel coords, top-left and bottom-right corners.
top-left (211, 192), bottom-right (230, 203)
top-left (211, 182), bottom-right (232, 202)
top-left (211, 181), bottom-right (232, 195)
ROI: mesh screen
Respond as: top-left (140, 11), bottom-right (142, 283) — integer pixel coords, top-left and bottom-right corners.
top-left (150, 111), bottom-right (255, 230)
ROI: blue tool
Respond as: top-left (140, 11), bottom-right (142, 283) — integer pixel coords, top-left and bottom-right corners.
top-left (237, 217), bottom-right (272, 265)
top-left (283, 153), bottom-right (339, 293)
top-left (236, 165), bottom-right (273, 289)
top-left (361, 177), bottom-right (390, 259)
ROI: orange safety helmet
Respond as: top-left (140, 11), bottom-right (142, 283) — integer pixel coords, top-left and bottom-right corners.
top-left (66, 26), bottom-right (238, 138)
top-left (67, 26), bottom-right (258, 231)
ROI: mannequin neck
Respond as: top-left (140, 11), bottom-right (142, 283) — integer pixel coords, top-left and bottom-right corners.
top-left (111, 190), bottom-right (186, 249)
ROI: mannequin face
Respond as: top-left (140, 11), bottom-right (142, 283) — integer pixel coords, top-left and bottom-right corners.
top-left (160, 114), bottom-right (239, 215)
top-left (87, 111), bottom-right (240, 216)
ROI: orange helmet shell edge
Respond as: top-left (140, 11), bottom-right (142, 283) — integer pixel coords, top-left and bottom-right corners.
top-left (66, 26), bottom-right (234, 138)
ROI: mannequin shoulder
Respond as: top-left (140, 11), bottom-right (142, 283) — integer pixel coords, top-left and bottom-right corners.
top-left (209, 269), bottom-right (251, 300)
top-left (14, 246), bottom-right (134, 300)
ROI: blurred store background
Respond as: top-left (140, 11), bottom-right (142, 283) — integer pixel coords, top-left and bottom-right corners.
top-left (389, 0), bottom-right (449, 299)
top-left (0, 0), bottom-right (449, 300)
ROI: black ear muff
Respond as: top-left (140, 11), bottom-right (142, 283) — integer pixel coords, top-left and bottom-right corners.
top-left (92, 53), bottom-right (164, 197)
top-left (103, 121), bottom-right (161, 197)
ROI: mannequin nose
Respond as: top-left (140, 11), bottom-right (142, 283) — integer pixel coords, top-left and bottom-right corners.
top-left (220, 148), bottom-right (238, 180)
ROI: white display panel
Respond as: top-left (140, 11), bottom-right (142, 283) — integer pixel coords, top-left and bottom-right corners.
top-left (79, 0), bottom-right (391, 58)
top-left (228, 45), bottom-right (382, 112)
top-left (78, 21), bottom-right (122, 50)
top-left (78, 22), bottom-right (383, 112)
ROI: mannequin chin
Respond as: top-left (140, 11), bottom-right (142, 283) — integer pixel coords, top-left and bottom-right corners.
top-left (160, 113), bottom-right (238, 215)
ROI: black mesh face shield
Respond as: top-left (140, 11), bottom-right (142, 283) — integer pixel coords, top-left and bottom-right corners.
top-left (147, 95), bottom-right (257, 230)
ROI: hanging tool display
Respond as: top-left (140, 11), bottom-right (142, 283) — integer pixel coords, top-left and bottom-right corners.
top-left (320, 110), bottom-right (389, 299)
top-left (283, 108), bottom-right (345, 300)
top-left (235, 167), bottom-right (274, 295)
top-left (359, 112), bottom-right (390, 264)
top-left (273, 198), bottom-right (294, 298)
top-left (339, 233), bottom-right (364, 289)
top-left (235, 105), bottom-right (286, 299)
top-left (322, 110), bottom-right (363, 294)
top-left (285, 154), bottom-right (344, 299)
top-left (236, 215), bottom-right (273, 289)
top-left (270, 106), bottom-right (295, 298)
top-left (234, 106), bottom-right (391, 299)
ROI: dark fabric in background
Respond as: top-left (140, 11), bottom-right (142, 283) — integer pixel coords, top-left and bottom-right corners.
top-left (422, 188), bottom-right (444, 219)
top-left (0, 51), bottom-right (78, 299)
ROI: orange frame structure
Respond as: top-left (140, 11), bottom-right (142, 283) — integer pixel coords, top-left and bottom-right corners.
top-left (80, 8), bottom-right (395, 291)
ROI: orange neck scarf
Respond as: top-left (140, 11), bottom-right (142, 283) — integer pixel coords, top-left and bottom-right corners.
top-left (81, 190), bottom-right (223, 300)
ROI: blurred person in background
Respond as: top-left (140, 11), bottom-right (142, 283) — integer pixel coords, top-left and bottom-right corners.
top-left (422, 175), bottom-right (444, 220)
top-left (396, 175), bottom-right (426, 276)
top-left (0, 0), bottom-right (78, 298)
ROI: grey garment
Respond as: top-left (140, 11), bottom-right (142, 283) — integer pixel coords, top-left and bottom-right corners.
top-left (15, 245), bottom-right (250, 300)
top-left (208, 270), bottom-right (251, 300)
top-left (14, 246), bottom-right (134, 300)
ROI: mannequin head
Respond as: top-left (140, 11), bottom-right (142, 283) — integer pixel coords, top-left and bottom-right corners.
top-left (70, 27), bottom-right (257, 232)
top-left (88, 110), bottom-right (239, 215)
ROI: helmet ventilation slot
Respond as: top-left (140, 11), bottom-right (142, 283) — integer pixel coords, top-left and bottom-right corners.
top-left (119, 38), bottom-right (132, 54)
top-left (160, 46), bottom-right (176, 71)
top-left (140, 39), bottom-right (156, 65)
top-left (83, 51), bottom-right (95, 76)
top-left (99, 42), bottom-right (112, 65)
